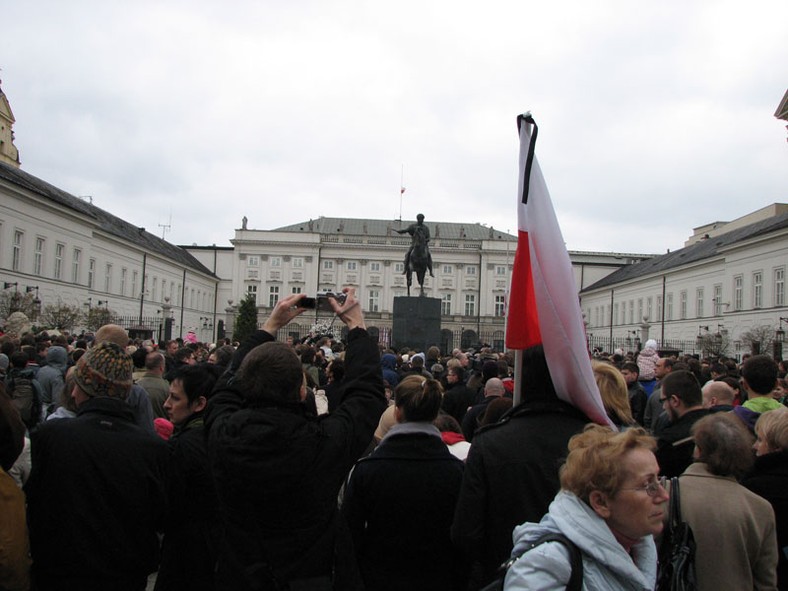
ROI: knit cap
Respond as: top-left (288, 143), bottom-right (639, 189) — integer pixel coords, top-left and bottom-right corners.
top-left (74, 342), bottom-right (133, 400)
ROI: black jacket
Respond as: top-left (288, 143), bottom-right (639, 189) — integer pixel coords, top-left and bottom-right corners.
top-left (461, 396), bottom-right (496, 443)
top-left (451, 399), bottom-right (589, 583)
top-left (742, 450), bottom-right (788, 589)
top-left (205, 327), bottom-right (386, 591)
top-left (343, 428), bottom-right (465, 591)
top-left (655, 408), bottom-right (709, 478)
top-left (626, 381), bottom-right (648, 426)
top-left (441, 382), bottom-right (477, 425)
top-left (26, 397), bottom-right (167, 588)
top-left (156, 414), bottom-right (219, 591)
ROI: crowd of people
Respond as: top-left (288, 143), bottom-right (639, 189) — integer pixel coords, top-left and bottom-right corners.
top-left (1, 291), bottom-right (787, 590)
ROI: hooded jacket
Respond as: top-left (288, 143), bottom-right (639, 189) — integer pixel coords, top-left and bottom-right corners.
top-left (381, 353), bottom-right (399, 387)
top-left (505, 491), bottom-right (657, 590)
top-left (37, 346), bottom-right (68, 414)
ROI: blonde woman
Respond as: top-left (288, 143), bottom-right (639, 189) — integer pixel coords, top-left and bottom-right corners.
top-left (592, 361), bottom-right (636, 428)
top-left (742, 407), bottom-right (788, 587)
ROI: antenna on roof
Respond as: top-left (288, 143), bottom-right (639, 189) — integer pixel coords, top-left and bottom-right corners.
top-left (158, 210), bottom-right (172, 240)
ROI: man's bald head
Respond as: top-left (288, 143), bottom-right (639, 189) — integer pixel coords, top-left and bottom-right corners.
top-left (484, 377), bottom-right (505, 398)
top-left (702, 380), bottom-right (735, 408)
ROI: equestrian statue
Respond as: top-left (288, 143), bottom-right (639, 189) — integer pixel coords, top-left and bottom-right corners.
top-left (396, 213), bottom-right (434, 296)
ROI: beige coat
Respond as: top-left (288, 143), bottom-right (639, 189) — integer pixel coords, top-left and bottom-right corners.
top-left (0, 468), bottom-right (31, 591)
top-left (677, 462), bottom-right (778, 591)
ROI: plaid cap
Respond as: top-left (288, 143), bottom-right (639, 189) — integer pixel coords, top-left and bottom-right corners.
top-left (74, 342), bottom-right (133, 399)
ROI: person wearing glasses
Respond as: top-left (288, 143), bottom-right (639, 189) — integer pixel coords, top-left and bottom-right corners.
top-left (505, 425), bottom-right (667, 590)
top-left (653, 370), bottom-right (709, 478)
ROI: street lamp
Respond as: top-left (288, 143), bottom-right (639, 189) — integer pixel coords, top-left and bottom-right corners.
top-left (26, 286), bottom-right (41, 320)
top-left (776, 318), bottom-right (788, 344)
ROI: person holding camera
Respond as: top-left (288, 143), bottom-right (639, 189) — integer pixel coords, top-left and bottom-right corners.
top-left (205, 288), bottom-right (386, 591)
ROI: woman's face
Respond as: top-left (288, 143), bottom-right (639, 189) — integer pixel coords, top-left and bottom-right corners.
top-left (163, 379), bottom-right (203, 426)
top-left (598, 448), bottom-right (668, 540)
top-left (753, 428), bottom-right (773, 457)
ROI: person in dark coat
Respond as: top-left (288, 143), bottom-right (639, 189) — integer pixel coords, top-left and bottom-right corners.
top-left (25, 342), bottom-right (168, 591)
top-left (156, 364), bottom-right (222, 591)
top-left (620, 362), bottom-right (648, 426)
top-left (440, 366), bottom-right (476, 424)
top-left (205, 289), bottom-right (386, 591)
top-left (342, 375), bottom-right (465, 591)
top-left (380, 353), bottom-right (400, 388)
top-left (450, 345), bottom-right (590, 588)
top-left (742, 408), bottom-right (788, 588)
top-left (461, 377), bottom-right (506, 442)
top-left (654, 370), bottom-right (709, 478)
top-left (323, 358), bottom-right (345, 413)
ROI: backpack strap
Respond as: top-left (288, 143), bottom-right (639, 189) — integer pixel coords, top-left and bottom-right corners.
top-left (529, 533), bottom-right (583, 591)
top-left (499, 532), bottom-right (582, 591)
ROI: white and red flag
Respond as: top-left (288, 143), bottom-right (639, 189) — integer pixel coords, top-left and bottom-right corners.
top-left (505, 113), bottom-right (610, 426)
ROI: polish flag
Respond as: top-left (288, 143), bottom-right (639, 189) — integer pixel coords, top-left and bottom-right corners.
top-left (505, 113), bottom-right (610, 426)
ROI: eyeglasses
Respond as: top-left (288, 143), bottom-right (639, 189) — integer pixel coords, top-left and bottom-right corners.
top-left (622, 477), bottom-right (667, 497)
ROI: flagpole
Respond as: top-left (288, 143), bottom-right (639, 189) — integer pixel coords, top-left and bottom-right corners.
top-left (399, 164), bottom-right (404, 221)
top-left (513, 349), bottom-right (523, 406)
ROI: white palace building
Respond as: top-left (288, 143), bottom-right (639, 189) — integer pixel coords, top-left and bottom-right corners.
top-left (2, 81), bottom-right (786, 357)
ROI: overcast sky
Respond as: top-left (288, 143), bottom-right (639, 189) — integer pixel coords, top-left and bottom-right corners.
top-left (3, 1), bottom-right (786, 255)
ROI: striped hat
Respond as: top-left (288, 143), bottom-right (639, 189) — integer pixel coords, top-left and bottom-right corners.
top-left (74, 342), bottom-right (133, 399)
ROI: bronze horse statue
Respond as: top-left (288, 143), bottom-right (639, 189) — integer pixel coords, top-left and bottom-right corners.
top-left (405, 226), bottom-right (432, 296)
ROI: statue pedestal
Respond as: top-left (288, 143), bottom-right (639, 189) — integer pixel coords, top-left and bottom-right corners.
top-left (392, 297), bottom-right (441, 352)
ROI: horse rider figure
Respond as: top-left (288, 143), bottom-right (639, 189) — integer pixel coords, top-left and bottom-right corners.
top-left (396, 213), bottom-right (434, 277)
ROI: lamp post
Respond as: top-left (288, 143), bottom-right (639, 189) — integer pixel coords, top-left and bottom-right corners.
top-left (161, 296), bottom-right (173, 341)
top-left (26, 286), bottom-right (41, 321)
top-left (775, 317), bottom-right (788, 361)
top-left (696, 325), bottom-right (709, 353)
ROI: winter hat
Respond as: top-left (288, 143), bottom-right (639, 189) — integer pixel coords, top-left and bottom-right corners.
top-left (645, 339), bottom-right (658, 350)
top-left (74, 342), bottom-right (133, 400)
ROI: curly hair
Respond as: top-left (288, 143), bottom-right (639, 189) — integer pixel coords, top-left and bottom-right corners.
top-left (560, 424), bottom-right (656, 503)
top-left (692, 413), bottom-right (755, 479)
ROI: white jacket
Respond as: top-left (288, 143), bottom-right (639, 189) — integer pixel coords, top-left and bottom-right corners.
top-left (504, 491), bottom-right (657, 591)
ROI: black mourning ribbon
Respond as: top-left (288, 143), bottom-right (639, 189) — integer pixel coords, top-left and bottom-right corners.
top-left (516, 113), bottom-right (538, 205)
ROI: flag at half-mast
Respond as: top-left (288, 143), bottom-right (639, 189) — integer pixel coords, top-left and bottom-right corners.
top-left (505, 113), bottom-right (610, 426)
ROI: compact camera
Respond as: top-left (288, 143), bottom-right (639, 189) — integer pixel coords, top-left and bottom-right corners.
top-left (298, 291), bottom-right (347, 312)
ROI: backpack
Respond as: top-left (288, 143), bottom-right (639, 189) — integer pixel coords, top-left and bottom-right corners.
top-left (480, 532), bottom-right (583, 591)
top-left (6, 371), bottom-right (43, 430)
